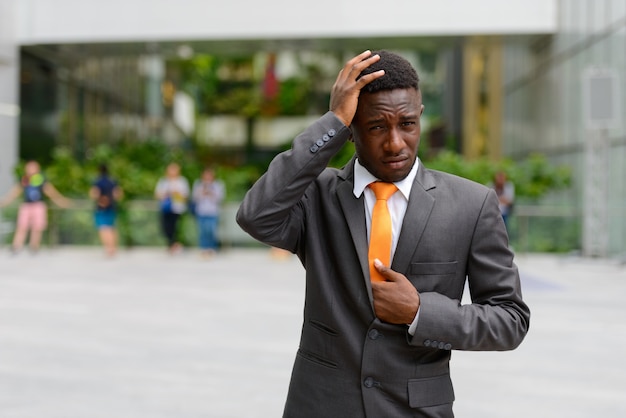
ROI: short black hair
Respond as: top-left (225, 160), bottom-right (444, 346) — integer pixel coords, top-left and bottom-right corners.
top-left (357, 50), bottom-right (419, 93)
top-left (99, 164), bottom-right (109, 175)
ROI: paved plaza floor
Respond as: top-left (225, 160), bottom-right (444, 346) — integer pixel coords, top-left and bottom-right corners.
top-left (1, 246), bottom-right (626, 417)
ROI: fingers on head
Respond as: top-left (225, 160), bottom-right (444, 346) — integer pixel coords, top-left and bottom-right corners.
top-left (346, 50), bottom-right (377, 72)
top-left (357, 69), bottom-right (385, 86)
top-left (349, 50), bottom-right (372, 66)
top-left (344, 53), bottom-right (382, 83)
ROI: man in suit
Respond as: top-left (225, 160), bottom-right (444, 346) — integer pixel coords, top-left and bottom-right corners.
top-left (237, 50), bottom-right (530, 418)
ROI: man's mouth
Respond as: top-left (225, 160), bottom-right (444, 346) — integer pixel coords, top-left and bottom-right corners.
top-left (383, 156), bottom-right (408, 167)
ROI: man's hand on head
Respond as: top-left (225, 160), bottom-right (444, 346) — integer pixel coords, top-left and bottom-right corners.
top-left (329, 50), bottom-right (385, 127)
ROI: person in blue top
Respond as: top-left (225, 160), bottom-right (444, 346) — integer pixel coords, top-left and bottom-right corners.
top-left (89, 164), bottom-right (123, 257)
top-left (0, 160), bottom-right (71, 254)
top-left (191, 167), bottom-right (225, 258)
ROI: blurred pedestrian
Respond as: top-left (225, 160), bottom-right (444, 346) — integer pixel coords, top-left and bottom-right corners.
top-left (154, 162), bottom-right (189, 254)
top-left (491, 170), bottom-right (515, 229)
top-left (191, 167), bottom-right (225, 258)
top-left (89, 163), bottom-right (123, 257)
top-left (0, 160), bottom-right (71, 254)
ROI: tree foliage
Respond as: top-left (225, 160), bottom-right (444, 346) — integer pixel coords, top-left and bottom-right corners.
top-left (33, 140), bottom-right (259, 203)
top-left (424, 150), bottom-right (571, 199)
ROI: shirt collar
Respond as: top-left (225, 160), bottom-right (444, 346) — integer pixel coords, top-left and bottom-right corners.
top-left (353, 158), bottom-right (419, 200)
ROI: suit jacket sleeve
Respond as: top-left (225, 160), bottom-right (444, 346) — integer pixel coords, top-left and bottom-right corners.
top-left (236, 112), bottom-right (350, 251)
top-left (410, 187), bottom-right (530, 351)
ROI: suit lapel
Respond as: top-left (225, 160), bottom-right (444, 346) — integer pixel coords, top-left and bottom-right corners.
top-left (391, 166), bottom-right (436, 275)
top-left (336, 159), bottom-right (373, 304)
top-left (336, 161), bottom-right (437, 306)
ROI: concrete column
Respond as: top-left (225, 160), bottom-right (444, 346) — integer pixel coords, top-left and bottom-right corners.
top-left (141, 54), bottom-right (164, 119)
top-left (485, 39), bottom-right (503, 160)
top-left (462, 40), bottom-right (482, 159)
top-left (0, 0), bottom-right (20, 195)
top-left (461, 37), bottom-right (503, 160)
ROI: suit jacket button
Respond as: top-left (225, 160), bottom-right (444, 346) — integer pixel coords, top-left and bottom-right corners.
top-left (310, 145), bottom-right (319, 153)
top-left (328, 129), bottom-right (336, 137)
top-left (368, 329), bottom-right (380, 340)
top-left (423, 339), bottom-right (431, 347)
top-left (316, 139), bottom-right (324, 147)
top-left (364, 377), bottom-right (375, 388)
top-left (444, 343), bottom-right (452, 350)
top-left (322, 134), bottom-right (330, 142)
top-left (438, 342), bottom-right (445, 349)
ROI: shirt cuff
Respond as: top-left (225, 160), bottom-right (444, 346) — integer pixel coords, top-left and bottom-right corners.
top-left (407, 307), bottom-right (420, 336)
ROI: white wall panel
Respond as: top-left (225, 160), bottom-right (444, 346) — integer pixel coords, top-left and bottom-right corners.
top-left (0, 0), bottom-right (19, 195)
top-left (15, 0), bottom-right (557, 44)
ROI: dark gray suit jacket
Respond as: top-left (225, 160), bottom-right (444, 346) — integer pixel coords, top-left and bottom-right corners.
top-left (237, 112), bottom-right (530, 418)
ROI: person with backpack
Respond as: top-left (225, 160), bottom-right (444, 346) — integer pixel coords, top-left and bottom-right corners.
top-left (89, 163), bottom-right (123, 257)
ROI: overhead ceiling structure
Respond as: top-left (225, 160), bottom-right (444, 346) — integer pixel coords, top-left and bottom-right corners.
top-left (14, 0), bottom-right (556, 60)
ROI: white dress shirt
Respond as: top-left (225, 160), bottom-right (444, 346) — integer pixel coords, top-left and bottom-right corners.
top-left (353, 158), bottom-right (420, 335)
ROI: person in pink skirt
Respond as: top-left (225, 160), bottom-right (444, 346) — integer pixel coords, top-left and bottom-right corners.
top-left (0, 160), bottom-right (71, 254)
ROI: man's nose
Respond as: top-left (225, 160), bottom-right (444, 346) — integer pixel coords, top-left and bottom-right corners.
top-left (384, 128), bottom-right (404, 152)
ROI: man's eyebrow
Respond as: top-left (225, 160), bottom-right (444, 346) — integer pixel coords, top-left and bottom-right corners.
top-left (365, 117), bottom-right (386, 125)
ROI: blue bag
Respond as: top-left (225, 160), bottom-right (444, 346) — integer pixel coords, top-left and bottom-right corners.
top-left (160, 197), bottom-right (173, 213)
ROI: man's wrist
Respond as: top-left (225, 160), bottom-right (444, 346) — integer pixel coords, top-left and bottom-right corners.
top-left (407, 307), bottom-right (420, 336)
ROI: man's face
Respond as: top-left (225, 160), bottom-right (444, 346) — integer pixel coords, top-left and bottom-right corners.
top-left (351, 88), bottom-right (424, 183)
top-left (166, 163), bottom-right (180, 177)
top-left (202, 170), bottom-right (215, 182)
top-left (25, 161), bottom-right (40, 176)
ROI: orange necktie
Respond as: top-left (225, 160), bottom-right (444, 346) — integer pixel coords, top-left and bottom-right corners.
top-left (368, 182), bottom-right (398, 282)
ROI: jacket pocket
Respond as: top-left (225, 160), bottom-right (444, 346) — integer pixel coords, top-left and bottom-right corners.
top-left (410, 261), bottom-right (457, 276)
top-left (408, 262), bottom-right (458, 294)
top-left (407, 374), bottom-right (455, 408)
top-left (309, 319), bottom-right (338, 336)
top-left (297, 348), bottom-right (338, 369)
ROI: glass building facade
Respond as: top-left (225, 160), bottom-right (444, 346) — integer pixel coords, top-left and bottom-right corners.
top-left (6, 0), bottom-right (626, 255)
top-left (502, 0), bottom-right (626, 257)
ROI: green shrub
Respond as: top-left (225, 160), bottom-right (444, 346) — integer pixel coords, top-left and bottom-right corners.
top-left (424, 150), bottom-right (571, 199)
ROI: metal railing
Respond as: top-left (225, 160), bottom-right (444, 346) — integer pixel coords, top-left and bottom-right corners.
top-left (3, 201), bottom-right (583, 253)
top-left (507, 205), bottom-right (581, 253)
top-left (1, 200), bottom-right (258, 249)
